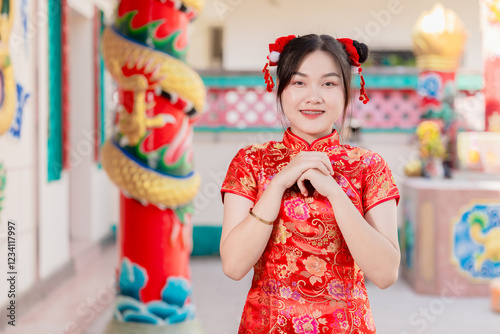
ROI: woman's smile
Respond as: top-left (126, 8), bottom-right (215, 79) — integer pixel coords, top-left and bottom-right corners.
top-left (300, 109), bottom-right (325, 118)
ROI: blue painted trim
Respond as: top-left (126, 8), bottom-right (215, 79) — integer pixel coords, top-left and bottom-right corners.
top-left (353, 74), bottom-right (418, 89)
top-left (98, 10), bottom-right (105, 170)
top-left (456, 74), bottom-right (484, 91)
top-left (47, 0), bottom-right (63, 182)
top-left (202, 75), bottom-right (264, 88)
top-left (201, 73), bottom-right (483, 90)
top-left (191, 225), bottom-right (221, 256)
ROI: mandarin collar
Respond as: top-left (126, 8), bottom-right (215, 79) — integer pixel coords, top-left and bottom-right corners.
top-left (282, 128), bottom-right (340, 152)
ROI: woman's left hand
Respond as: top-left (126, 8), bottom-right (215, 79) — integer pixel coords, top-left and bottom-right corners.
top-left (297, 168), bottom-right (340, 197)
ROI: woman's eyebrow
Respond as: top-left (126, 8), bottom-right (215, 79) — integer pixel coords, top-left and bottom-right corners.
top-left (292, 72), bottom-right (340, 78)
top-left (322, 72), bottom-right (341, 78)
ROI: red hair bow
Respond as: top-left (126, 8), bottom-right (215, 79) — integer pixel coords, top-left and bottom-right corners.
top-left (337, 38), bottom-right (361, 67)
top-left (263, 35), bottom-right (297, 92)
top-left (337, 38), bottom-right (369, 104)
top-left (268, 35), bottom-right (297, 65)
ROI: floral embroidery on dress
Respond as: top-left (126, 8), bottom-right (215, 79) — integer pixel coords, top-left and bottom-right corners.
top-left (365, 308), bottom-right (376, 331)
top-left (363, 155), bottom-right (373, 166)
top-left (342, 146), bottom-right (365, 164)
top-left (328, 280), bottom-right (347, 300)
top-left (302, 255), bottom-right (327, 281)
top-left (220, 128), bottom-right (400, 334)
top-left (352, 284), bottom-right (365, 299)
top-left (284, 197), bottom-right (310, 220)
top-left (272, 220), bottom-right (292, 244)
top-left (262, 277), bottom-right (279, 296)
top-left (292, 314), bottom-right (319, 334)
top-left (333, 309), bottom-right (350, 331)
top-left (286, 251), bottom-right (300, 274)
top-left (326, 241), bottom-right (339, 253)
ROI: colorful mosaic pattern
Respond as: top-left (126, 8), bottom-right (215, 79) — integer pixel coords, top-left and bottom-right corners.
top-left (353, 90), bottom-right (421, 129)
top-left (452, 203), bottom-right (500, 280)
top-left (197, 87), bottom-right (280, 129)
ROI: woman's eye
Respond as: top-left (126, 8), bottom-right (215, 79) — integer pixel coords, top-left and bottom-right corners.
top-left (293, 81), bottom-right (304, 86)
top-left (324, 82), bottom-right (336, 86)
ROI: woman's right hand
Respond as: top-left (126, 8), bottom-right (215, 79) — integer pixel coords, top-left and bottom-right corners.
top-left (271, 151), bottom-right (334, 191)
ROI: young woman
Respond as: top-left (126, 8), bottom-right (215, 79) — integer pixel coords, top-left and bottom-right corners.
top-left (220, 34), bottom-right (400, 333)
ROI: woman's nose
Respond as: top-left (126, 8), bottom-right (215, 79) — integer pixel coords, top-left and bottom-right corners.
top-left (306, 87), bottom-right (322, 104)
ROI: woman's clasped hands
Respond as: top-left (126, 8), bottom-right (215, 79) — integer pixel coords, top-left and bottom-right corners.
top-left (271, 151), bottom-right (340, 198)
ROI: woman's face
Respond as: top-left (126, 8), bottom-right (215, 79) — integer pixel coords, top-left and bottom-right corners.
top-left (280, 50), bottom-right (345, 144)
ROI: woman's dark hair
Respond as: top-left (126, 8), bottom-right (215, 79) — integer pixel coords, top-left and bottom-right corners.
top-left (275, 34), bottom-right (369, 138)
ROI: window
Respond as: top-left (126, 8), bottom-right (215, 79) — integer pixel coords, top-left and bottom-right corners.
top-left (210, 26), bottom-right (223, 68)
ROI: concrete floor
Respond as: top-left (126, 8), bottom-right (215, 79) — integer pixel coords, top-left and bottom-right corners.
top-left (3, 243), bottom-right (499, 334)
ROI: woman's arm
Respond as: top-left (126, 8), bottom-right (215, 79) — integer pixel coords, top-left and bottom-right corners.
top-left (221, 151), bottom-right (335, 281)
top-left (220, 180), bottom-right (285, 281)
top-left (297, 168), bottom-right (400, 289)
top-left (329, 192), bottom-right (400, 289)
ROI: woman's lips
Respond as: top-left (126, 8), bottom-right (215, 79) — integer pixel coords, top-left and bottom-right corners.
top-left (300, 110), bottom-right (324, 118)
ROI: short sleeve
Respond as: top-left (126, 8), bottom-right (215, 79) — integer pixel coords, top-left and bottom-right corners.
top-left (220, 148), bottom-right (258, 203)
top-left (362, 153), bottom-right (400, 214)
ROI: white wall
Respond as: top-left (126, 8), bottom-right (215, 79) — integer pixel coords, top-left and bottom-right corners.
top-left (69, 9), bottom-right (116, 244)
top-left (36, 0), bottom-right (72, 281)
top-left (188, 0), bottom-right (481, 71)
top-left (188, 0), bottom-right (227, 69)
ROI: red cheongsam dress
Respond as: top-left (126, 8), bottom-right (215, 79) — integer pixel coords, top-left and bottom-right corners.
top-left (221, 128), bottom-right (400, 334)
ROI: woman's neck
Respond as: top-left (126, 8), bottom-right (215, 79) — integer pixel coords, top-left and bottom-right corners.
top-left (289, 127), bottom-right (333, 145)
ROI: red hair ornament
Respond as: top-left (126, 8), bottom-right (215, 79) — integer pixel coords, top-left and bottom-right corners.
top-left (337, 38), bottom-right (369, 104)
top-left (263, 35), bottom-right (297, 92)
